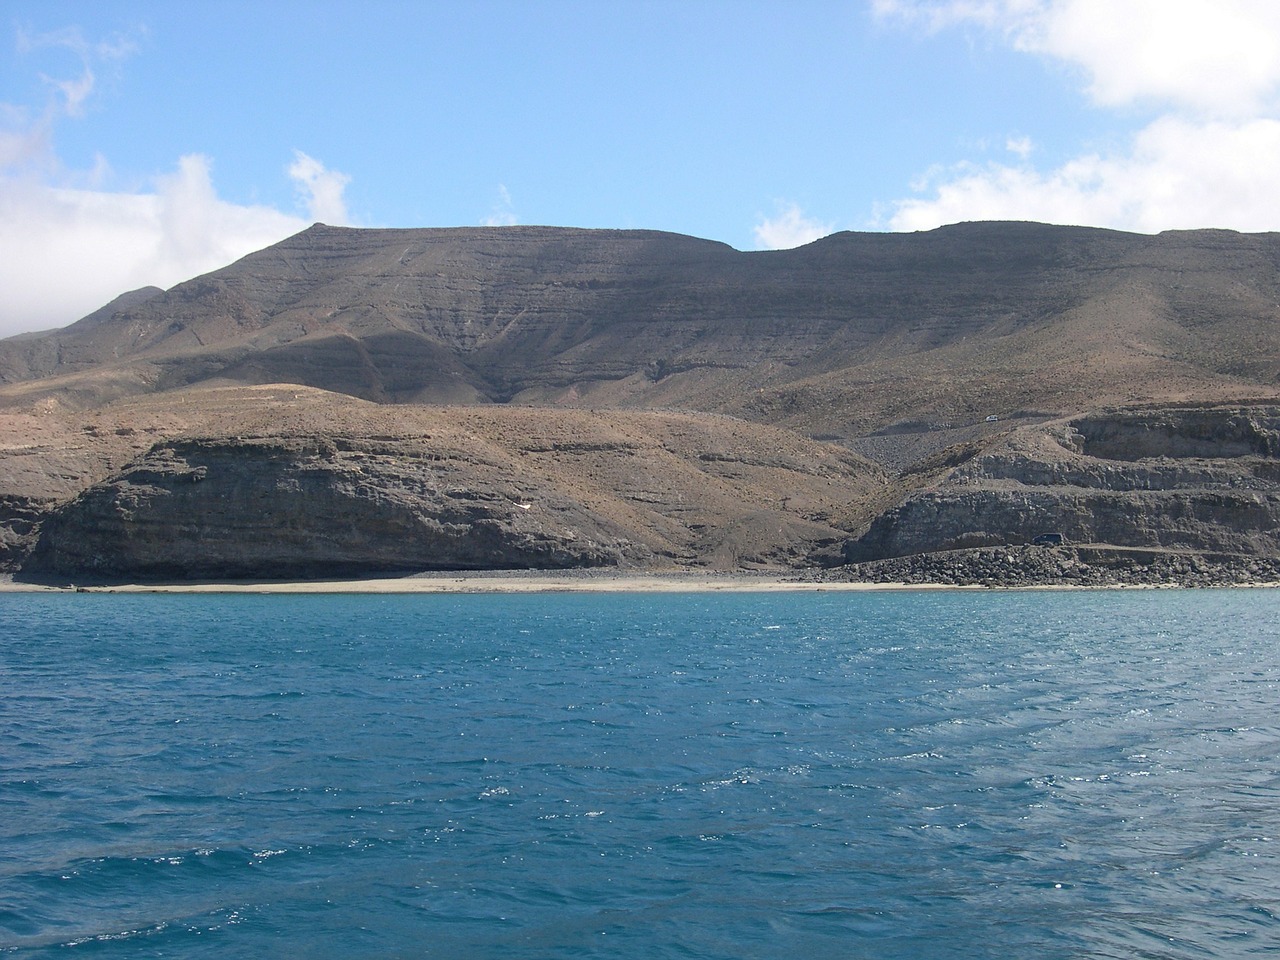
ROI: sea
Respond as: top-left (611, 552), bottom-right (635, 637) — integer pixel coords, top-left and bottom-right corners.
top-left (2, 588), bottom-right (1279, 959)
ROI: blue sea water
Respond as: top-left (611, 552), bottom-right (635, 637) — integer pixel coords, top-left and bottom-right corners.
top-left (2, 589), bottom-right (1280, 959)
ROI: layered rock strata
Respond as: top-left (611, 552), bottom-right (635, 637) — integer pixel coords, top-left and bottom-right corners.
top-left (24, 437), bottom-right (629, 579)
top-left (9, 386), bottom-right (887, 581)
top-left (4, 222), bottom-right (1279, 443)
top-left (844, 405), bottom-right (1280, 563)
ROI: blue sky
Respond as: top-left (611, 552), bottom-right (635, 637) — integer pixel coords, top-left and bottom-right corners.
top-left (3, 1), bottom-right (1280, 336)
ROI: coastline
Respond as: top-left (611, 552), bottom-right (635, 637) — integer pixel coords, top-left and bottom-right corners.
top-left (0, 569), bottom-right (928, 595)
top-left (2, 569), bottom-right (1276, 595)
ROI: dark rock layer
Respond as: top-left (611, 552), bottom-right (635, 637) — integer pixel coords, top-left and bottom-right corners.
top-left (8, 387), bottom-right (887, 581)
top-left (843, 405), bottom-right (1280, 564)
top-left (832, 546), bottom-right (1280, 588)
top-left (23, 437), bottom-right (628, 580)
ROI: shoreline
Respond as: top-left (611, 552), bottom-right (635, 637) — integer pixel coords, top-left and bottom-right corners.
top-left (0, 570), bottom-right (928, 595)
top-left (2, 569), bottom-right (1277, 595)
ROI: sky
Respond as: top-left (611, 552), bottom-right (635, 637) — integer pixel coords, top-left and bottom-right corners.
top-left (4, 0), bottom-right (1280, 337)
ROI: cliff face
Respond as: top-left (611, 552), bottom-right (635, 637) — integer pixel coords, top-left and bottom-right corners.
top-left (844, 405), bottom-right (1280, 562)
top-left (8, 385), bottom-right (887, 581)
top-left (846, 488), bottom-right (1280, 560)
top-left (24, 437), bottom-right (628, 579)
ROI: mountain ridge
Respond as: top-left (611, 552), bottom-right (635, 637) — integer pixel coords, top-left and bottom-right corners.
top-left (2, 220), bottom-right (1277, 582)
top-left (3, 221), bottom-right (1277, 438)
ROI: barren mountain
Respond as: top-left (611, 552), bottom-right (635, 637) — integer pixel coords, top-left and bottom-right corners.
top-left (2, 222), bottom-right (1277, 582)
top-left (3, 222), bottom-right (1277, 438)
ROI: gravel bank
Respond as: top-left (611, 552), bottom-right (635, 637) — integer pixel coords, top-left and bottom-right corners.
top-left (825, 545), bottom-right (1280, 588)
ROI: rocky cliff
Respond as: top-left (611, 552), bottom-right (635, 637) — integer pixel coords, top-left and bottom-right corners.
top-left (24, 436), bottom-right (628, 579)
top-left (843, 405), bottom-right (1280, 563)
top-left (7, 386), bottom-right (887, 581)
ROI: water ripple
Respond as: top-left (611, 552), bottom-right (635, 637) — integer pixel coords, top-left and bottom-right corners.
top-left (2, 589), bottom-right (1279, 958)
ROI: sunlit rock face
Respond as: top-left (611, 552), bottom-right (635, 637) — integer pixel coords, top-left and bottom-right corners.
top-left (845, 406), bottom-right (1280, 562)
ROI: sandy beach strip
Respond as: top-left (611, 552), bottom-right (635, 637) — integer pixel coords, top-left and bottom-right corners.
top-left (0, 569), bottom-right (942, 594)
top-left (4, 570), bottom-right (1273, 594)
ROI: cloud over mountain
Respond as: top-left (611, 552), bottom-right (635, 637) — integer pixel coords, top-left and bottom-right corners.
top-left (753, 203), bottom-right (834, 250)
top-left (878, 0), bottom-right (1280, 232)
top-left (0, 28), bottom-right (351, 337)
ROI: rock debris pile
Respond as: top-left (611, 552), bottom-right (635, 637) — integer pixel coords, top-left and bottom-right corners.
top-left (831, 546), bottom-right (1280, 588)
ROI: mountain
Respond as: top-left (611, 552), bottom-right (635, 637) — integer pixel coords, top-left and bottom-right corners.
top-left (3, 222), bottom-right (1277, 437)
top-left (2, 222), bottom-right (1278, 583)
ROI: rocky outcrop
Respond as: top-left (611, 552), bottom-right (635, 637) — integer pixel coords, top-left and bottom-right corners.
top-left (0, 493), bottom-right (47, 571)
top-left (23, 436), bottom-right (631, 580)
top-left (8, 386), bottom-right (887, 581)
top-left (1068, 408), bottom-right (1280, 461)
top-left (832, 545), bottom-right (1280, 588)
top-left (844, 405), bottom-right (1280, 563)
top-left (845, 487), bottom-right (1280, 560)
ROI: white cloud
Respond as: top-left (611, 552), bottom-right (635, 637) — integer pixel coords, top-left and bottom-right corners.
top-left (875, 0), bottom-right (1280, 116)
top-left (893, 116), bottom-right (1280, 232)
top-left (0, 148), bottom-right (353, 337)
top-left (877, 0), bottom-right (1280, 233)
top-left (1005, 135), bottom-right (1033, 158)
top-left (0, 28), bottom-right (352, 338)
top-left (482, 183), bottom-right (518, 226)
top-left (0, 155), bottom-right (309, 336)
top-left (871, 0), bottom-right (1014, 33)
top-left (753, 203), bottom-right (835, 249)
top-left (288, 150), bottom-right (351, 224)
top-left (18, 25), bottom-right (138, 118)
top-left (0, 116), bottom-right (51, 171)
top-left (1024, 0), bottom-right (1280, 116)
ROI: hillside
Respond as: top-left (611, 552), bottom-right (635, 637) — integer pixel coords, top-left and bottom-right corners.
top-left (3, 386), bottom-right (888, 579)
top-left (3, 222), bottom-right (1278, 440)
top-left (2, 221), bottom-right (1277, 583)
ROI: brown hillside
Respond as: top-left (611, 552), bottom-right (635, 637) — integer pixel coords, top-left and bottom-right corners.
top-left (2, 222), bottom-right (1277, 439)
top-left (3, 221), bottom-right (1278, 582)
top-left (3, 385), bottom-right (888, 577)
